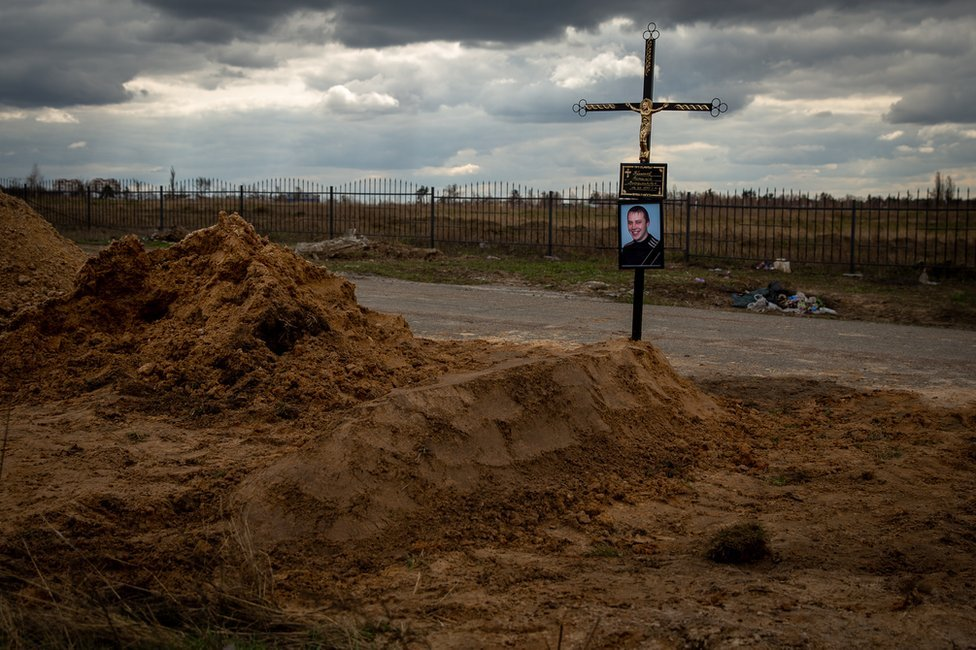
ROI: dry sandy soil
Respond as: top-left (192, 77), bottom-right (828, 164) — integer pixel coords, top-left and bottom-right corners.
top-left (1, 190), bottom-right (974, 649)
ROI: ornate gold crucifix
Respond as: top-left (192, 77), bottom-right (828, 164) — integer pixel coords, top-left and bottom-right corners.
top-left (573, 23), bottom-right (727, 162)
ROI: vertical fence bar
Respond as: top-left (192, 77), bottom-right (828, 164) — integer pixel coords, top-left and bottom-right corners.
top-left (429, 187), bottom-right (436, 249)
top-left (912, 195), bottom-right (920, 264)
top-left (684, 192), bottom-right (691, 262)
top-left (848, 200), bottom-right (857, 274)
top-left (158, 186), bottom-right (164, 230)
top-left (966, 196), bottom-right (973, 268)
top-left (85, 185), bottom-right (92, 230)
top-left (547, 191), bottom-right (554, 257)
top-left (952, 198), bottom-right (961, 268)
top-left (923, 198), bottom-right (931, 267)
top-left (328, 186), bottom-right (335, 239)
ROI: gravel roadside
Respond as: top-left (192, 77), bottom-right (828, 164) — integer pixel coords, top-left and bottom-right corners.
top-left (347, 274), bottom-right (976, 405)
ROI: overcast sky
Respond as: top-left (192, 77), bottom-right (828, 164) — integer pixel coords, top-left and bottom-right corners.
top-left (1, 0), bottom-right (974, 197)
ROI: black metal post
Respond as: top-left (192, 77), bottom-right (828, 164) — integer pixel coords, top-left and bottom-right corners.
top-left (547, 191), bottom-right (554, 257)
top-left (631, 268), bottom-right (645, 341)
top-left (849, 200), bottom-right (857, 274)
top-left (684, 192), bottom-right (691, 263)
top-left (328, 186), bottom-right (335, 239)
top-left (86, 185), bottom-right (92, 231)
top-left (239, 185), bottom-right (244, 217)
top-left (429, 187), bottom-right (436, 249)
top-left (159, 185), bottom-right (164, 230)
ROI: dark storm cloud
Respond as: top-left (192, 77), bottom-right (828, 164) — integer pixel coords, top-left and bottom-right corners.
top-left (3, 0), bottom-right (975, 196)
top-left (2, 0), bottom-right (971, 110)
top-left (138, 0), bottom-right (968, 47)
top-left (885, 86), bottom-right (976, 125)
top-left (0, 0), bottom-right (197, 108)
top-left (0, 63), bottom-right (134, 108)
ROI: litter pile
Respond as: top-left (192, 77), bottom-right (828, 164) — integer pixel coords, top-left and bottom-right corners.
top-left (732, 281), bottom-right (837, 315)
top-left (0, 190), bottom-right (88, 322)
top-left (0, 211), bottom-right (456, 417)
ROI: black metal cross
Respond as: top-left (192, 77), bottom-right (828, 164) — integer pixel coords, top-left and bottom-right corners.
top-left (573, 23), bottom-right (727, 162)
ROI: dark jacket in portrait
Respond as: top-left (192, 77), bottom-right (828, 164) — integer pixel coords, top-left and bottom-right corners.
top-left (620, 235), bottom-right (663, 268)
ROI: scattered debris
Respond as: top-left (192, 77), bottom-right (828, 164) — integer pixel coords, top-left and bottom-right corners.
top-left (732, 281), bottom-right (837, 315)
top-left (581, 280), bottom-right (611, 292)
top-left (753, 258), bottom-right (791, 273)
top-left (294, 230), bottom-right (439, 261)
top-left (294, 230), bottom-right (370, 259)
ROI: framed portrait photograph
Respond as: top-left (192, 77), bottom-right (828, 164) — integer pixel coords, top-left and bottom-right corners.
top-left (618, 201), bottom-right (664, 269)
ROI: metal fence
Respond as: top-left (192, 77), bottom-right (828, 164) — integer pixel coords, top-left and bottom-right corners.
top-left (3, 177), bottom-right (975, 272)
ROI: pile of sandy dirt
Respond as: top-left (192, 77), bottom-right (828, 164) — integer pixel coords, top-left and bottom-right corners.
top-left (237, 339), bottom-right (723, 555)
top-left (0, 208), bottom-right (734, 599)
top-left (0, 212), bottom-right (460, 419)
top-left (0, 190), bottom-right (88, 321)
top-left (1, 208), bottom-right (975, 648)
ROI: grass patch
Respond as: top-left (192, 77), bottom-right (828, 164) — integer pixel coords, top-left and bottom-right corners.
top-left (705, 522), bottom-right (770, 564)
top-left (767, 466), bottom-right (812, 486)
top-left (584, 542), bottom-right (623, 558)
top-left (949, 290), bottom-right (974, 305)
top-left (328, 254), bottom-right (624, 292)
top-left (0, 514), bottom-right (409, 650)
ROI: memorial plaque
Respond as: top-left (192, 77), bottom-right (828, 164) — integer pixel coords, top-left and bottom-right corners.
top-left (620, 163), bottom-right (667, 200)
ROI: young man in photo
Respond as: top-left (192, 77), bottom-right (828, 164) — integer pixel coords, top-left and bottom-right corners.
top-left (620, 204), bottom-right (663, 267)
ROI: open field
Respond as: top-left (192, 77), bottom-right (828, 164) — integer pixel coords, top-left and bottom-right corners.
top-left (9, 178), bottom-right (976, 271)
top-left (2, 198), bottom-right (975, 648)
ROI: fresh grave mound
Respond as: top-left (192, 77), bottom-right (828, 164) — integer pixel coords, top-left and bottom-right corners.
top-left (0, 212), bottom-right (448, 416)
top-left (236, 339), bottom-right (726, 555)
top-left (0, 189), bottom-right (88, 321)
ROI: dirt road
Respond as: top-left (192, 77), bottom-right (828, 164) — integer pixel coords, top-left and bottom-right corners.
top-left (348, 275), bottom-right (976, 405)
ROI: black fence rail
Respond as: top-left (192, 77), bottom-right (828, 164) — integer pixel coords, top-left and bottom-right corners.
top-left (3, 177), bottom-right (974, 272)
top-left (685, 192), bottom-right (976, 272)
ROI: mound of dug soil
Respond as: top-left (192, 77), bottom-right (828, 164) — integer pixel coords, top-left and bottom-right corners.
top-left (237, 340), bottom-right (723, 552)
top-left (2, 209), bottom-right (975, 648)
top-left (0, 190), bottom-right (88, 321)
top-left (0, 212), bottom-right (453, 418)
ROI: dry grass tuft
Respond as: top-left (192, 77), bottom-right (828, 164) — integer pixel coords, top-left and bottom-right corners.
top-left (0, 514), bottom-right (398, 649)
top-left (705, 521), bottom-right (770, 564)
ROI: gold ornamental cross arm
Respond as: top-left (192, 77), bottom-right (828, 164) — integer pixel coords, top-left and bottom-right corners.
top-left (573, 23), bottom-right (727, 163)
